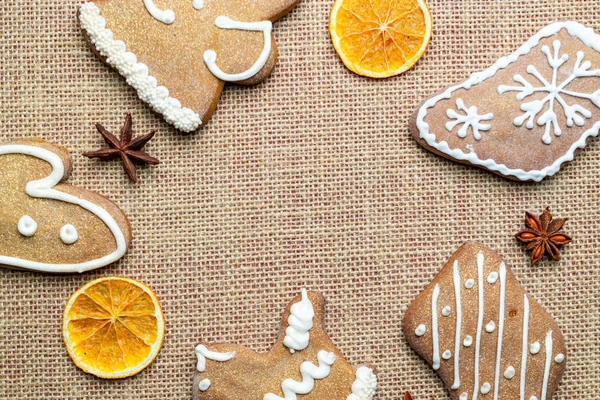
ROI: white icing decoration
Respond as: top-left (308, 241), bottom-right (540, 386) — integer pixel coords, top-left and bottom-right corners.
top-left (0, 144), bottom-right (127, 273)
top-left (472, 251), bottom-right (485, 400)
top-left (465, 278), bottom-right (475, 289)
top-left (60, 224), bottom-right (78, 245)
top-left (460, 393), bottom-right (468, 400)
top-left (263, 350), bottom-right (336, 400)
top-left (431, 284), bottom-right (441, 370)
top-left (520, 295), bottom-right (530, 400)
top-left (283, 289), bottom-right (314, 353)
top-left (79, 3), bottom-right (202, 132)
top-left (463, 335), bottom-right (473, 347)
top-left (541, 331), bottom-right (553, 400)
top-left (530, 397), bottom-right (538, 400)
top-left (442, 306), bottom-right (451, 316)
top-left (415, 324), bottom-right (426, 337)
top-left (204, 17), bottom-right (273, 82)
top-left (504, 366), bottom-right (516, 380)
top-left (17, 215), bottom-right (37, 237)
top-left (498, 40), bottom-right (600, 144)
top-left (530, 342), bottom-right (541, 355)
top-left (486, 320), bottom-right (496, 333)
top-left (143, 0), bottom-right (175, 24)
top-left (480, 382), bottom-right (491, 395)
top-left (193, 0), bottom-right (204, 10)
top-left (487, 271), bottom-right (499, 284)
top-left (416, 22), bottom-right (600, 181)
top-left (442, 350), bottom-right (452, 360)
top-left (451, 260), bottom-right (462, 390)
top-left (198, 378), bottom-right (211, 391)
top-left (555, 353), bottom-right (565, 364)
top-left (445, 98), bottom-right (493, 140)
top-left (195, 345), bottom-right (236, 372)
top-left (346, 366), bottom-right (377, 400)
top-left (492, 263), bottom-right (507, 400)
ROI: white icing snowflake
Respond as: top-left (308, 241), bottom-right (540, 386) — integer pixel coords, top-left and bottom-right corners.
top-left (498, 40), bottom-right (600, 144)
top-left (445, 98), bottom-right (494, 140)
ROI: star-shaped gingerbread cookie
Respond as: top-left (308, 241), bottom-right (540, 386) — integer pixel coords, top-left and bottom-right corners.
top-left (79, 0), bottom-right (301, 132)
top-left (192, 290), bottom-right (377, 400)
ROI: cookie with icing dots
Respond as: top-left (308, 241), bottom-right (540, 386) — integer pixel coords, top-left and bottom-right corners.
top-left (192, 289), bottom-right (377, 400)
top-left (78, 0), bottom-right (300, 132)
top-left (0, 138), bottom-right (132, 274)
top-left (403, 242), bottom-right (566, 400)
top-left (411, 21), bottom-right (600, 181)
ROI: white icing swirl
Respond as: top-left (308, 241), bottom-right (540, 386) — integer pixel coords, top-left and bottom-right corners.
top-left (79, 3), bottom-right (202, 132)
top-left (346, 366), bottom-right (377, 400)
top-left (263, 350), bottom-right (336, 400)
top-left (283, 289), bottom-right (314, 353)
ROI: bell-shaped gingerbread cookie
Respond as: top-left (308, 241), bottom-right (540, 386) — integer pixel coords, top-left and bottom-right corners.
top-left (193, 289), bottom-right (377, 400)
top-left (79, 0), bottom-right (301, 132)
top-left (404, 242), bottom-right (566, 400)
top-left (0, 138), bottom-right (131, 273)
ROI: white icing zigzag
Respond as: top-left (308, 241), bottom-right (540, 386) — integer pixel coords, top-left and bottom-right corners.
top-left (263, 350), bottom-right (336, 400)
top-left (347, 366), bottom-right (377, 400)
top-left (0, 144), bottom-right (127, 273)
top-left (79, 3), bottom-right (202, 132)
top-left (283, 289), bottom-right (315, 353)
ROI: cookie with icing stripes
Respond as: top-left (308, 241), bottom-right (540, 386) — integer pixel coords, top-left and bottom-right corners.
top-left (404, 242), bottom-right (566, 400)
top-left (192, 290), bottom-right (377, 400)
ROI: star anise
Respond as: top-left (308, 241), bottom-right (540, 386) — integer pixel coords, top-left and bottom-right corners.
top-left (515, 207), bottom-right (572, 263)
top-left (404, 392), bottom-right (414, 400)
top-left (83, 114), bottom-right (160, 182)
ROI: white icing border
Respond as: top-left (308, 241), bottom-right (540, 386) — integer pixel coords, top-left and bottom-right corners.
top-left (79, 2), bottom-right (202, 132)
top-left (0, 144), bottom-right (127, 273)
top-left (416, 21), bottom-right (600, 182)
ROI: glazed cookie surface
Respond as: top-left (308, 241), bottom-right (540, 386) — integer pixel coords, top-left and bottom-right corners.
top-left (411, 21), bottom-right (600, 181)
top-left (192, 289), bottom-right (377, 400)
top-left (79, 0), bottom-right (300, 132)
top-left (0, 138), bottom-right (131, 273)
top-left (403, 242), bottom-right (566, 400)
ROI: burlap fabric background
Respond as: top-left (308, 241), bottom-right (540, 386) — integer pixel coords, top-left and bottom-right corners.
top-left (1, 0), bottom-right (599, 399)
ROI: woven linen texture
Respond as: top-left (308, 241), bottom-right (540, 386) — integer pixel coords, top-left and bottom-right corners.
top-left (1, 0), bottom-right (599, 399)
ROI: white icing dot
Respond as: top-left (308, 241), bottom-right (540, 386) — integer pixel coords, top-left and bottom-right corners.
top-left (504, 366), bottom-right (516, 379)
top-left (415, 324), bottom-right (427, 337)
top-left (442, 306), bottom-right (451, 316)
top-left (459, 393), bottom-right (468, 400)
top-left (463, 335), bottom-right (473, 347)
top-left (487, 271), bottom-right (499, 284)
top-left (442, 350), bottom-right (452, 360)
top-left (530, 397), bottom-right (538, 400)
top-left (17, 215), bottom-right (37, 237)
top-left (193, 0), bottom-right (204, 10)
top-left (465, 278), bottom-right (475, 289)
top-left (480, 382), bottom-right (491, 394)
top-left (60, 224), bottom-right (78, 245)
top-left (485, 320), bottom-right (496, 333)
top-left (198, 378), bottom-right (211, 391)
top-left (530, 341), bottom-right (541, 354)
top-left (555, 353), bottom-right (565, 364)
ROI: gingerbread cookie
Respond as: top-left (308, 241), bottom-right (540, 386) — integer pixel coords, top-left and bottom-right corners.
top-left (403, 242), bottom-right (566, 400)
top-left (411, 22), bottom-right (600, 181)
top-left (192, 289), bottom-right (377, 400)
top-left (79, 0), bottom-right (300, 132)
top-left (0, 138), bottom-right (132, 273)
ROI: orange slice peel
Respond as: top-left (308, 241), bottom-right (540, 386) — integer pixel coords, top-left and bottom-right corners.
top-left (330, 0), bottom-right (432, 78)
top-left (62, 276), bottom-right (165, 379)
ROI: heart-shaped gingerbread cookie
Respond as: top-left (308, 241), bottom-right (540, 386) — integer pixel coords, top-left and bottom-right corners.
top-left (79, 0), bottom-right (300, 132)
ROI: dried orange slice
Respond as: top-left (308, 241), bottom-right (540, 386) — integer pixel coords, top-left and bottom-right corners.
top-left (62, 277), bottom-right (165, 379)
top-left (330, 0), bottom-right (432, 78)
